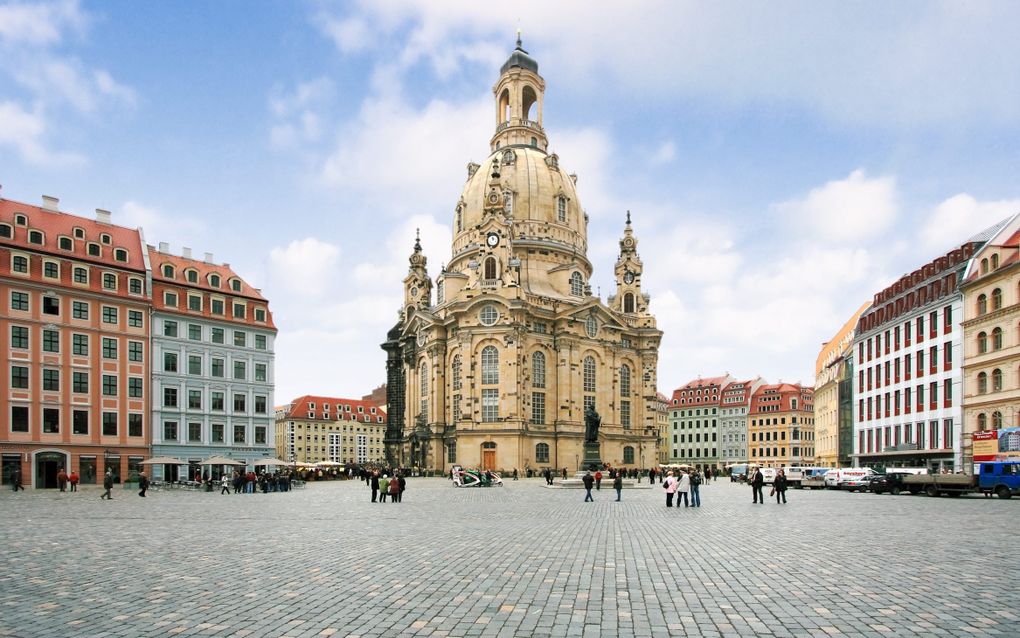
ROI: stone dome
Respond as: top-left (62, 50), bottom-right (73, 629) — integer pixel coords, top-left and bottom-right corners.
top-left (500, 37), bottom-right (539, 75)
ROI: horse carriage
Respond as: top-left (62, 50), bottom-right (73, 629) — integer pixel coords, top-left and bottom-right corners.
top-left (451, 465), bottom-right (503, 487)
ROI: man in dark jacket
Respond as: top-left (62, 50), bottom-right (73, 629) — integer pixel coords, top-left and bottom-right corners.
top-left (370, 470), bottom-right (380, 502)
top-left (397, 474), bottom-right (406, 502)
top-left (582, 471), bottom-right (595, 502)
top-left (613, 472), bottom-right (624, 501)
top-left (138, 471), bottom-right (149, 497)
top-left (101, 469), bottom-right (114, 500)
top-left (750, 467), bottom-right (764, 504)
top-left (773, 468), bottom-right (788, 504)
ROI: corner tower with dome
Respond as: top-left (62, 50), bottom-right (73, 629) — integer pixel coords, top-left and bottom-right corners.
top-left (382, 38), bottom-right (663, 473)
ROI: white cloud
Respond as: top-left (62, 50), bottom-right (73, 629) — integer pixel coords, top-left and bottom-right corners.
top-left (920, 194), bottom-right (1020, 253)
top-left (268, 78), bottom-right (333, 149)
top-left (316, 14), bottom-right (372, 54)
top-left (649, 141), bottom-right (675, 166)
top-left (0, 100), bottom-right (83, 166)
top-left (267, 238), bottom-right (341, 298)
top-left (119, 201), bottom-right (207, 250)
top-left (774, 170), bottom-right (898, 243)
top-left (0, 0), bottom-right (86, 46)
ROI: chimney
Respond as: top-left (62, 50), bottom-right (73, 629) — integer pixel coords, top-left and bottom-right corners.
top-left (158, 242), bottom-right (169, 253)
top-left (204, 252), bottom-right (214, 264)
top-left (42, 195), bottom-right (59, 211)
top-left (95, 208), bottom-right (112, 224)
top-left (182, 246), bottom-right (192, 259)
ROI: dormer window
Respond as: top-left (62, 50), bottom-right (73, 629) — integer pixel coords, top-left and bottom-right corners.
top-left (73, 227), bottom-right (85, 239)
top-left (231, 279), bottom-right (241, 292)
top-left (162, 264), bottom-right (174, 278)
top-left (0, 224), bottom-right (11, 238)
top-left (114, 248), bottom-right (128, 262)
top-left (187, 269), bottom-right (198, 283)
top-left (58, 236), bottom-right (72, 250)
top-left (28, 230), bottom-right (43, 245)
top-left (254, 307), bottom-right (266, 322)
top-left (100, 233), bottom-right (112, 245)
top-left (15, 214), bottom-right (27, 226)
top-left (87, 243), bottom-right (101, 257)
top-left (209, 273), bottom-right (220, 288)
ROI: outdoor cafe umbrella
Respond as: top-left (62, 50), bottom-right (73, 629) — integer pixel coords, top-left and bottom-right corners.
top-left (253, 458), bottom-right (291, 467)
top-left (200, 455), bottom-right (245, 466)
top-left (315, 460), bottom-right (343, 467)
top-left (139, 456), bottom-right (186, 465)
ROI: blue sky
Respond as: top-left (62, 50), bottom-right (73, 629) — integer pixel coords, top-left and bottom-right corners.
top-left (2, 1), bottom-right (1019, 403)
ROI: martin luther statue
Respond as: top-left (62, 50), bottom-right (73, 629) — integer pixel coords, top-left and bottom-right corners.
top-left (584, 405), bottom-right (601, 444)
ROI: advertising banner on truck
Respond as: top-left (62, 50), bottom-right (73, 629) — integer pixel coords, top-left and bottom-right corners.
top-left (973, 430), bottom-right (998, 462)
top-left (974, 428), bottom-right (1020, 462)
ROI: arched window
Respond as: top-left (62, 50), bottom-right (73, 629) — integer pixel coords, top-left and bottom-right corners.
top-left (532, 351), bottom-right (546, 389)
top-left (978, 332), bottom-right (988, 354)
top-left (623, 446), bottom-right (635, 464)
top-left (455, 205), bottom-right (463, 232)
top-left (482, 441), bottom-right (496, 449)
top-left (993, 411), bottom-right (1003, 429)
top-left (993, 288), bottom-right (1003, 311)
top-left (583, 356), bottom-right (596, 393)
top-left (978, 372), bottom-right (988, 394)
top-left (570, 272), bottom-right (584, 296)
top-left (420, 362), bottom-right (428, 420)
top-left (624, 292), bottom-right (634, 313)
top-left (481, 346), bottom-right (499, 385)
top-left (620, 364), bottom-right (631, 396)
top-left (484, 257), bottom-right (497, 281)
top-left (992, 254), bottom-right (1000, 269)
top-left (977, 413), bottom-right (988, 431)
top-left (162, 264), bottom-right (174, 278)
top-left (557, 196), bottom-right (567, 222)
top-left (981, 258), bottom-right (989, 273)
top-left (993, 327), bottom-right (1004, 350)
top-left (451, 354), bottom-right (462, 391)
top-left (536, 442), bottom-right (550, 463)
top-left (978, 294), bottom-right (988, 315)
top-left (992, 368), bottom-right (1003, 392)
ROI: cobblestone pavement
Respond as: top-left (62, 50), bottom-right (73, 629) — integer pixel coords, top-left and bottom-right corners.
top-left (0, 478), bottom-right (1017, 638)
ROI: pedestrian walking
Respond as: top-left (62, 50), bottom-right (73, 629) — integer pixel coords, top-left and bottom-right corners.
top-left (57, 467), bottom-right (68, 492)
top-left (750, 466), bottom-right (764, 504)
top-left (690, 470), bottom-right (702, 507)
top-left (512, 468), bottom-right (519, 481)
top-left (100, 469), bottom-right (114, 500)
top-left (582, 471), bottom-right (595, 502)
top-left (221, 474), bottom-right (231, 495)
top-left (649, 468), bottom-right (656, 485)
top-left (379, 474), bottom-right (389, 503)
top-left (138, 471), bottom-right (150, 497)
top-left (595, 470), bottom-right (603, 491)
top-left (663, 471), bottom-right (677, 507)
top-left (370, 470), bottom-right (380, 502)
top-left (388, 476), bottom-right (400, 503)
top-left (773, 468), bottom-right (788, 504)
top-left (613, 472), bottom-right (623, 501)
top-left (397, 473), bottom-right (407, 502)
top-left (676, 470), bottom-right (690, 508)
top-left (69, 470), bottom-right (79, 492)
top-left (561, 468), bottom-right (568, 480)
top-left (12, 471), bottom-right (24, 491)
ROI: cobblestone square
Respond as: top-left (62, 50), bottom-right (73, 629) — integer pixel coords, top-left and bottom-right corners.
top-left (0, 479), bottom-right (1016, 637)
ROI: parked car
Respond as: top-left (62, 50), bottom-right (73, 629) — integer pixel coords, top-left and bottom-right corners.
top-left (840, 473), bottom-right (878, 492)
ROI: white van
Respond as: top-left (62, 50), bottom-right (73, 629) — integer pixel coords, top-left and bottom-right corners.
top-left (825, 468), bottom-right (876, 490)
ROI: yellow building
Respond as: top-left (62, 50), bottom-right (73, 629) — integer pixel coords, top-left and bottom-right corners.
top-left (815, 302), bottom-right (870, 467)
top-left (961, 213), bottom-right (1020, 467)
top-left (382, 38), bottom-right (662, 473)
top-left (748, 383), bottom-right (815, 467)
top-left (275, 395), bottom-right (386, 465)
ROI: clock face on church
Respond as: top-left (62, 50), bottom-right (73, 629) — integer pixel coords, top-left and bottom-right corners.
top-left (623, 271), bottom-right (635, 285)
top-left (486, 232), bottom-right (500, 247)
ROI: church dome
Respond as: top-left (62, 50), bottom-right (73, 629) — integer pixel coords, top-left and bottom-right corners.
top-left (500, 36), bottom-right (539, 75)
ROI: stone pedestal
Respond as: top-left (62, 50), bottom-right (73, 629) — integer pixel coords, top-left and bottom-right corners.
top-left (582, 442), bottom-right (603, 471)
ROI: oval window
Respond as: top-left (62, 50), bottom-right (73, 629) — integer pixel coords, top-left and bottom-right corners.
top-left (479, 305), bottom-right (499, 326)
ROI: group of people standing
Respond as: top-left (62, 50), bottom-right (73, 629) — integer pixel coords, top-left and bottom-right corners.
top-left (662, 469), bottom-right (705, 508)
top-left (749, 467), bottom-right (788, 504)
top-left (55, 467), bottom-right (80, 492)
top-left (368, 470), bottom-right (407, 503)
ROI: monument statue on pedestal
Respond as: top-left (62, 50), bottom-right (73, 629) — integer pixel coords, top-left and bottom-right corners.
top-left (582, 405), bottom-right (603, 470)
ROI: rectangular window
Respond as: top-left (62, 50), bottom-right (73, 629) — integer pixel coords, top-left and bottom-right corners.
top-left (944, 341), bottom-right (952, 370)
top-left (211, 327), bottom-right (224, 343)
top-left (163, 320), bottom-right (178, 337)
top-left (164, 292), bottom-right (178, 307)
top-left (12, 406), bottom-right (29, 432)
top-left (929, 311), bottom-right (937, 337)
top-left (211, 392), bottom-right (224, 411)
top-left (43, 408), bottom-right (59, 433)
top-left (620, 400), bottom-right (631, 427)
top-left (102, 306), bottom-right (117, 324)
top-left (11, 291), bottom-right (28, 311)
top-left (255, 363), bottom-right (267, 382)
top-left (73, 266), bottom-right (88, 284)
top-left (102, 412), bottom-right (117, 436)
top-left (930, 381), bottom-right (938, 408)
top-left (929, 345), bottom-right (937, 373)
top-left (904, 353), bottom-right (911, 380)
top-left (188, 295), bottom-right (202, 312)
top-left (233, 361), bottom-right (246, 380)
top-left (163, 388), bottom-right (178, 407)
top-left (73, 301), bottom-right (88, 319)
top-left (255, 308), bottom-right (266, 322)
top-left (188, 324), bottom-right (201, 340)
top-left (482, 388), bottom-right (499, 422)
top-left (255, 334), bottom-right (267, 350)
top-left (943, 419), bottom-right (953, 450)
top-left (73, 371), bottom-right (88, 393)
top-left (128, 414), bottom-right (143, 437)
top-left (188, 390), bottom-right (201, 410)
top-left (187, 355), bottom-right (201, 375)
top-left (42, 368), bottom-right (59, 391)
top-left (944, 305), bottom-right (953, 333)
top-left (103, 273), bottom-right (117, 290)
top-left (188, 422), bottom-right (202, 442)
top-left (128, 341), bottom-right (143, 362)
top-left (43, 296), bottom-right (59, 315)
top-left (164, 421), bottom-right (178, 441)
top-left (11, 365), bottom-right (28, 389)
top-left (917, 384), bottom-right (924, 409)
top-left (916, 316), bottom-right (924, 341)
top-left (233, 393), bottom-right (246, 412)
top-left (128, 310), bottom-right (143, 328)
top-left (211, 358), bottom-right (224, 378)
top-left (255, 426), bottom-right (267, 444)
top-left (904, 320), bottom-right (912, 344)
top-left (102, 374), bottom-right (117, 396)
top-left (12, 255), bottom-right (28, 273)
top-left (128, 377), bottom-right (143, 398)
top-left (944, 379), bottom-right (953, 407)
top-left (43, 329), bottom-right (59, 353)
top-left (73, 410), bottom-right (88, 435)
top-left (11, 326), bottom-right (28, 349)
top-left (102, 337), bottom-right (117, 359)
top-left (233, 425), bottom-right (246, 444)
top-left (255, 395), bottom-right (267, 414)
top-left (212, 299), bottom-right (224, 315)
top-left (917, 350), bottom-right (924, 376)
top-left (212, 423), bottom-right (224, 442)
top-left (233, 303), bottom-right (245, 319)
top-left (164, 352), bottom-right (178, 372)
top-left (129, 278), bottom-right (142, 295)
top-left (233, 331), bottom-right (246, 347)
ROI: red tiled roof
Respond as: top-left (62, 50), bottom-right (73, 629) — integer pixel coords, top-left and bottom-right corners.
top-left (149, 247), bottom-right (266, 300)
top-left (281, 395), bottom-right (387, 421)
top-left (0, 197), bottom-right (145, 271)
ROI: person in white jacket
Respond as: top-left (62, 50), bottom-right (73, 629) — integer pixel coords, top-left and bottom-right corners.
top-left (676, 470), bottom-right (691, 508)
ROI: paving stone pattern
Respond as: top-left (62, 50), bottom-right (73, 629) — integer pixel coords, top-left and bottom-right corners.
top-left (0, 478), bottom-right (1016, 637)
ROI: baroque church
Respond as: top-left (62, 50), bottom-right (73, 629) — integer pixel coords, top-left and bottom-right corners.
top-left (382, 38), bottom-right (662, 473)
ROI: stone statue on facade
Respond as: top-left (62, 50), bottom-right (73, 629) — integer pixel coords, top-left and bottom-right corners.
top-left (584, 405), bottom-right (601, 443)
